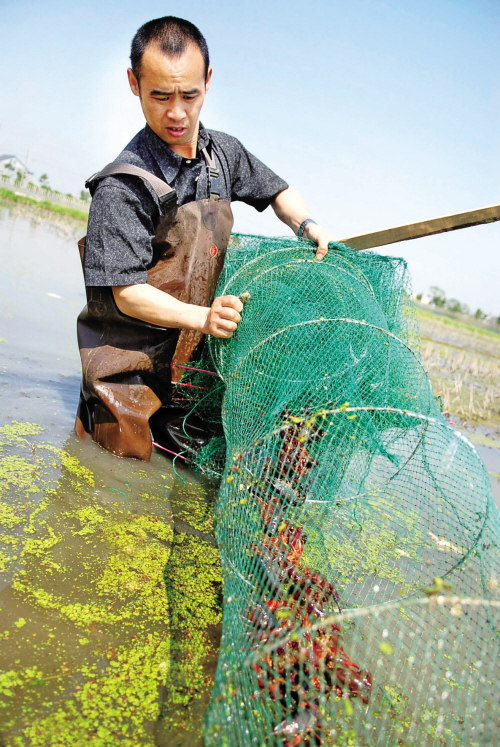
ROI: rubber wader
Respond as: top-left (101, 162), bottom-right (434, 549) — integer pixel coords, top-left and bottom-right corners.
top-left (75, 149), bottom-right (233, 461)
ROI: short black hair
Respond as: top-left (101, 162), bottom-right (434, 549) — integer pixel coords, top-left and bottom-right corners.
top-left (130, 16), bottom-right (210, 79)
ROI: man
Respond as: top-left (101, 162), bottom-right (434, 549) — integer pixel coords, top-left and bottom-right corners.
top-left (76, 16), bottom-right (334, 460)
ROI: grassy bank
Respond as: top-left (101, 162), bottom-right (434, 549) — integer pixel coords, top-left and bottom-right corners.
top-left (416, 305), bottom-right (499, 339)
top-left (418, 306), bottom-right (500, 428)
top-left (0, 187), bottom-right (88, 223)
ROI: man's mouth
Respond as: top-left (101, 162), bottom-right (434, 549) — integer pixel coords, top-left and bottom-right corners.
top-left (166, 127), bottom-right (187, 138)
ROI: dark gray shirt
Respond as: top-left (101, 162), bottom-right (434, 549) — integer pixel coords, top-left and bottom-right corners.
top-left (83, 124), bottom-right (288, 286)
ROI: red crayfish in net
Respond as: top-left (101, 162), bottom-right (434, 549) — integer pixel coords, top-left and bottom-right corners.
top-left (248, 521), bottom-right (371, 745)
top-left (245, 412), bottom-right (371, 745)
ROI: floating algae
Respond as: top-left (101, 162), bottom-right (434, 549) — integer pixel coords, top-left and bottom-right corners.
top-left (0, 422), bottom-right (222, 745)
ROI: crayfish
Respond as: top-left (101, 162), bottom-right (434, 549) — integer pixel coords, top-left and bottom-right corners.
top-left (277, 412), bottom-right (324, 486)
top-left (245, 411), bottom-right (371, 746)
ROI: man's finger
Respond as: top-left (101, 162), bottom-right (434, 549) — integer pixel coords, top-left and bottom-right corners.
top-left (219, 307), bottom-right (242, 323)
top-left (220, 294), bottom-right (244, 312)
top-left (209, 316), bottom-right (238, 335)
top-left (217, 318), bottom-right (238, 331)
top-left (211, 323), bottom-right (237, 338)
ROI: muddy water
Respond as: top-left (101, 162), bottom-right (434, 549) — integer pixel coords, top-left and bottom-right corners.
top-left (0, 205), bottom-right (220, 745)
top-left (0, 206), bottom-right (85, 439)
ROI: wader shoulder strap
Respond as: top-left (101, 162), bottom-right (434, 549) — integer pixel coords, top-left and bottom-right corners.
top-left (85, 162), bottom-right (177, 210)
top-left (78, 162), bottom-right (177, 264)
top-left (200, 147), bottom-right (221, 201)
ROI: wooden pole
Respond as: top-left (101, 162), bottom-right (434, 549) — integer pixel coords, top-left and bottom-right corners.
top-left (341, 204), bottom-right (500, 251)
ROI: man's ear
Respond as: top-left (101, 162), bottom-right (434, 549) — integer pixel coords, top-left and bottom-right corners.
top-left (127, 68), bottom-right (140, 97)
top-left (205, 66), bottom-right (213, 92)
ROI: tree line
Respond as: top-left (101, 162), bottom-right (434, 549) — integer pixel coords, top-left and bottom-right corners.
top-left (416, 286), bottom-right (498, 324)
top-left (1, 162), bottom-right (89, 203)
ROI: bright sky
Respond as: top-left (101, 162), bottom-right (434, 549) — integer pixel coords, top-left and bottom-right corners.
top-left (1, 0), bottom-right (499, 314)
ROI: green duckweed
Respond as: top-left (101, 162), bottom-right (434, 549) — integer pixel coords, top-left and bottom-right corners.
top-left (0, 421), bottom-right (221, 745)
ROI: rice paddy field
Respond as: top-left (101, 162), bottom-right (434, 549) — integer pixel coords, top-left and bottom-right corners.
top-left (0, 202), bottom-right (498, 744)
top-left (417, 306), bottom-right (500, 504)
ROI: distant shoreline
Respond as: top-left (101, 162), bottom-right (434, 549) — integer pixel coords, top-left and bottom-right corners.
top-left (415, 304), bottom-right (500, 339)
top-left (0, 186), bottom-right (88, 223)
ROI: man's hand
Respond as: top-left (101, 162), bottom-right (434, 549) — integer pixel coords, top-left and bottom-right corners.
top-left (203, 295), bottom-right (243, 338)
top-left (301, 222), bottom-right (336, 260)
top-left (271, 186), bottom-right (335, 260)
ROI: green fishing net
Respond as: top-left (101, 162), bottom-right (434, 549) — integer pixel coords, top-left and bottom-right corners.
top-left (176, 235), bottom-right (498, 746)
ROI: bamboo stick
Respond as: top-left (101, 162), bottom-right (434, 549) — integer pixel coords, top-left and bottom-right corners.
top-left (341, 204), bottom-right (500, 250)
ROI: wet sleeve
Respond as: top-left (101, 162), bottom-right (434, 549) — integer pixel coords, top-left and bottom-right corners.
top-left (220, 136), bottom-right (289, 212)
top-left (83, 177), bottom-right (159, 287)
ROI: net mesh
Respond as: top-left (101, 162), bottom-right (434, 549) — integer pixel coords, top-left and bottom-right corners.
top-left (175, 235), bottom-right (498, 746)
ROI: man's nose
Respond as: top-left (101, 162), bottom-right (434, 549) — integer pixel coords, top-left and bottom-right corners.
top-left (166, 101), bottom-right (186, 121)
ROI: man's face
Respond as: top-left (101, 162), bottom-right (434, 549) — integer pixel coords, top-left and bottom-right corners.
top-left (127, 42), bottom-right (212, 157)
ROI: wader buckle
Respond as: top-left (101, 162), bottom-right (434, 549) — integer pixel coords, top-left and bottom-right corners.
top-left (159, 189), bottom-right (178, 211)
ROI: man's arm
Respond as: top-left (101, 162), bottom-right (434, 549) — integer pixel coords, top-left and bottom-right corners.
top-left (271, 187), bottom-right (335, 260)
top-left (112, 284), bottom-right (243, 338)
top-left (86, 178), bottom-right (243, 338)
top-left (215, 133), bottom-right (333, 258)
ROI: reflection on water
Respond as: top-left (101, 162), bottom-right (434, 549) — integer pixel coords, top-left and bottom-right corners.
top-left (0, 206), bottom-right (221, 744)
top-left (0, 204), bottom-right (86, 441)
